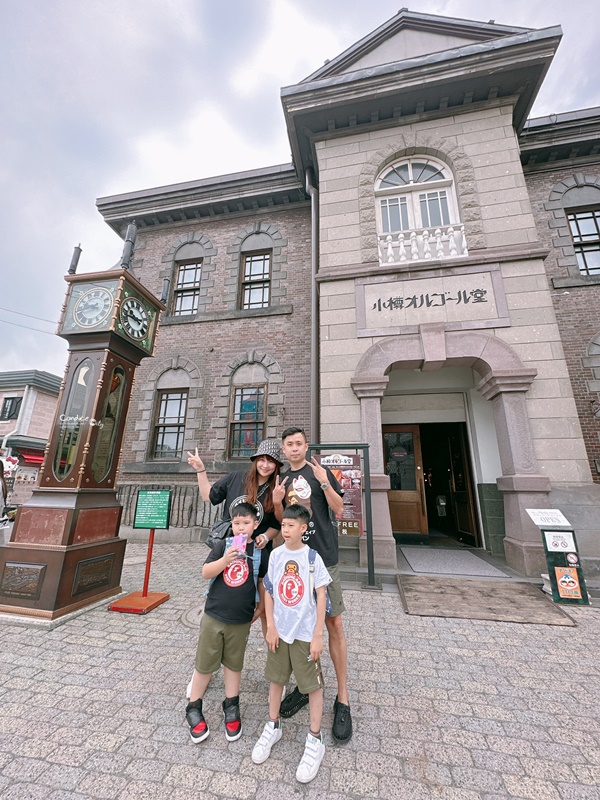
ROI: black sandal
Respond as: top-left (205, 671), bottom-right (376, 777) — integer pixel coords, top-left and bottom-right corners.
top-left (279, 686), bottom-right (309, 718)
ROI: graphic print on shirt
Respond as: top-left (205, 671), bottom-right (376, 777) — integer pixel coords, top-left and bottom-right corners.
top-left (277, 560), bottom-right (305, 607)
top-left (286, 475), bottom-right (315, 543)
top-left (223, 557), bottom-right (250, 588)
top-left (227, 482), bottom-right (268, 525)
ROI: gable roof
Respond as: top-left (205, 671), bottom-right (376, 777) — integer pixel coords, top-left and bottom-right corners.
top-left (303, 8), bottom-right (531, 83)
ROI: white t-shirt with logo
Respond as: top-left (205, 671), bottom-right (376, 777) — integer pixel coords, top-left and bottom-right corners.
top-left (267, 544), bottom-right (331, 644)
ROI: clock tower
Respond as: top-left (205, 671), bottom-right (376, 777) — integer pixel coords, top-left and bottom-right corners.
top-left (0, 224), bottom-right (165, 621)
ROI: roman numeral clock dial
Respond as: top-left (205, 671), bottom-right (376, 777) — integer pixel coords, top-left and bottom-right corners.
top-left (73, 287), bottom-right (113, 327)
top-left (120, 297), bottom-right (149, 340)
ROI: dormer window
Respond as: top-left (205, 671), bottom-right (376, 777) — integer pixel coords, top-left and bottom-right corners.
top-left (375, 157), bottom-right (467, 264)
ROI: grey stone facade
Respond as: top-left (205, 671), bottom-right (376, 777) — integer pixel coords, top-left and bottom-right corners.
top-left (98, 9), bottom-right (600, 576)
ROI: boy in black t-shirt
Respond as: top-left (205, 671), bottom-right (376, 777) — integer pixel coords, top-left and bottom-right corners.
top-left (273, 426), bottom-right (353, 744)
top-left (185, 502), bottom-right (268, 743)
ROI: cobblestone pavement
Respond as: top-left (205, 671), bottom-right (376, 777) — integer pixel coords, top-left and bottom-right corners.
top-left (1, 543), bottom-right (599, 800)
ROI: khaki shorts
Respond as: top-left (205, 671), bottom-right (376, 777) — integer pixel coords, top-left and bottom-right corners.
top-left (195, 613), bottom-right (251, 674)
top-left (265, 638), bottom-right (324, 694)
top-left (326, 563), bottom-right (345, 617)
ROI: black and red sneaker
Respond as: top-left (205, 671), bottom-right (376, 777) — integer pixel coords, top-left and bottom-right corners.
top-left (222, 695), bottom-right (242, 742)
top-left (186, 698), bottom-right (209, 743)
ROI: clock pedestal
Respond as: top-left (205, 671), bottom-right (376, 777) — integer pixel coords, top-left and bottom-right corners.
top-left (0, 261), bottom-right (164, 621)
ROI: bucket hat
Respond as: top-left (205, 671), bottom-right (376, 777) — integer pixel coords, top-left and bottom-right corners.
top-left (250, 440), bottom-right (284, 466)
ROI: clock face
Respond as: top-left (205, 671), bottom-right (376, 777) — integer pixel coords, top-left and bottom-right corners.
top-left (120, 297), bottom-right (150, 340)
top-left (73, 287), bottom-right (113, 328)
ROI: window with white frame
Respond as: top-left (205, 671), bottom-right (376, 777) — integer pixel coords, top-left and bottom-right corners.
top-left (152, 390), bottom-right (188, 459)
top-left (240, 251), bottom-right (272, 310)
top-left (172, 260), bottom-right (202, 316)
top-left (567, 208), bottom-right (600, 276)
top-left (375, 157), bottom-right (465, 262)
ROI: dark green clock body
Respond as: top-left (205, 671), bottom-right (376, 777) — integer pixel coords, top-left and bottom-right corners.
top-left (59, 269), bottom-right (160, 357)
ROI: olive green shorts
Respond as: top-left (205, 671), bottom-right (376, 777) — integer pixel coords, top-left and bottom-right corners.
top-left (195, 613), bottom-right (251, 675)
top-left (326, 563), bottom-right (345, 617)
top-left (265, 638), bottom-right (324, 694)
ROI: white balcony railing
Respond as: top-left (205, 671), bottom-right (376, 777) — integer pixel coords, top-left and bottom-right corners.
top-left (378, 225), bottom-right (468, 265)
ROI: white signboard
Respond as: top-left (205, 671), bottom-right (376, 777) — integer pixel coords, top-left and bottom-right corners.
top-left (544, 530), bottom-right (576, 552)
top-left (526, 508), bottom-right (571, 528)
top-left (364, 271), bottom-right (497, 330)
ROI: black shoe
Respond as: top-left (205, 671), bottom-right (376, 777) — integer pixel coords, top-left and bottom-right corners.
top-left (186, 699), bottom-right (209, 743)
top-left (332, 695), bottom-right (352, 743)
top-left (279, 686), bottom-right (309, 719)
top-left (222, 695), bottom-right (243, 742)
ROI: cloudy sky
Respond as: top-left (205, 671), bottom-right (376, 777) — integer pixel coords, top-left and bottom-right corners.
top-left (1, 0), bottom-right (598, 378)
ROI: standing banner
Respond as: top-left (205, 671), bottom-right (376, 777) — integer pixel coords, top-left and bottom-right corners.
top-left (316, 453), bottom-right (363, 536)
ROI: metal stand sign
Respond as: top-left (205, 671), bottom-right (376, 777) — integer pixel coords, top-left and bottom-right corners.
top-left (526, 509), bottom-right (590, 606)
top-left (109, 490), bottom-right (172, 614)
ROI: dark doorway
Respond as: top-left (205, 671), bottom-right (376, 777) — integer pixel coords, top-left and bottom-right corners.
top-left (420, 422), bottom-right (479, 547)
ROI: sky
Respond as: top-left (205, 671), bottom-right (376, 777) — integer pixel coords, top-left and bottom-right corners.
top-left (1, 0), bottom-right (598, 378)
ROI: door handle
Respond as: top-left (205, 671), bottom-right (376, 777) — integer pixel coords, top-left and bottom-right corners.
top-left (419, 477), bottom-right (426, 515)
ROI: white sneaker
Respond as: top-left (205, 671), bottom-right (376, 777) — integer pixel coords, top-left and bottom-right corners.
top-left (251, 720), bottom-right (282, 764)
top-left (296, 732), bottom-right (325, 783)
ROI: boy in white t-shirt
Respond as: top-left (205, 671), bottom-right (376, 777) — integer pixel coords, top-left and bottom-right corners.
top-left (251, 505), bottom-right (331, 784)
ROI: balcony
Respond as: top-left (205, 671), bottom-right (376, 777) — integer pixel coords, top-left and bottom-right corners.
top-left (378, 225), bottom-right (468, 265)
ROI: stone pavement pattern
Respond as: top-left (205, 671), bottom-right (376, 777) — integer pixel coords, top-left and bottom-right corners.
top-left (0, 543), bottom-right (599, 800)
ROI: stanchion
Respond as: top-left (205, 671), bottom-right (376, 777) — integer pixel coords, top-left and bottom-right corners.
top-left (109, 528), bottom-right (170, 614)
top-left (109, 489), bottom-right (172, 614)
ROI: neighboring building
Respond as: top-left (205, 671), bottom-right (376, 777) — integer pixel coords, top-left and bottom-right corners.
top-left (0, 370), bottom-right (61, 505)
top-left (97, 9), bottom-right (600, 578)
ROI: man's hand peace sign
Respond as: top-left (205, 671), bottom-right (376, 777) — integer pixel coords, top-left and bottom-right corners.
top-left (272, 474), bottom-right (288, 505)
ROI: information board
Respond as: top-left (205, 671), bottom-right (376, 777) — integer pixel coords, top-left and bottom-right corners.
top-left (526, 509), bottom-right (589, 605)
top-left (316, 453), bottom-right (363, 536)
top-left (133, 490), bottom-right (171, 530)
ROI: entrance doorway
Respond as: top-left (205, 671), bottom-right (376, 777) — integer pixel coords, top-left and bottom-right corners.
top-left (383, 422), bottom-right (480, 546)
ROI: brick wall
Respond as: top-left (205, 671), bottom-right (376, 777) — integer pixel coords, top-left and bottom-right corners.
top-left (117, 205), bottom-right (312, 519)
top-left (526, 164), bottom-right (600, 482)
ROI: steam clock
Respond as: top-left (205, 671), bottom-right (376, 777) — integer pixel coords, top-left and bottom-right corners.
top-left (0, 226), bottom-right (165, 620)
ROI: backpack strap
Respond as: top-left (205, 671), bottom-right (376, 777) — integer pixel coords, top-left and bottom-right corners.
top-left (250, 544), bottom-right (261, 603)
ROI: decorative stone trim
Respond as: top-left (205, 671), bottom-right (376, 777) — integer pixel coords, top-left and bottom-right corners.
top-left (159, 232), bottom-right (217, 316)
top-left (132, 357), bottom-right (203, 463)
top-left (358, 135), bottom-right (485, 265)
top-left (350, 376), bottom-right (390, 398)
top-left (224, 222), bottom-right (288, 309)
top-left (209, 350), bottom-right (285, 460)
top-left (476, 369), bottom-right (538, 401)
top-left (545, 173), bottom-right (600, 282)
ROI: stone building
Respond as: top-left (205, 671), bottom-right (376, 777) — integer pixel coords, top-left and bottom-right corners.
top-left (97, 9), bottom-right (600, 578)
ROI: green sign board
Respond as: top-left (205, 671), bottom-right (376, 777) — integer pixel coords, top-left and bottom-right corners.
top-left (133, 490), bottom-right (171, 530)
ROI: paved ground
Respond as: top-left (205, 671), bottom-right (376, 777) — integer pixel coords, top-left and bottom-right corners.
top-left (1, 542), bottom-right (599, 800)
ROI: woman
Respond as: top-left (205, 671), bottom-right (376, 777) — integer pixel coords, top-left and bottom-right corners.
top-left (187, 439), bottom-right (284, 552)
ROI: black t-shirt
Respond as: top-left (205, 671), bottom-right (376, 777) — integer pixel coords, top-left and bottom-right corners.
top-left (281, 464), bottom-right (343, 568)
top-left (203, 538), bottom-right (269, 624)
top-left (209, 471), bottom-right (281, 542)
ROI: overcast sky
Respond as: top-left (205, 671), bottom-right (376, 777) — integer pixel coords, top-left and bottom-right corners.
top-left (1, 0), bottom-right (598, 378)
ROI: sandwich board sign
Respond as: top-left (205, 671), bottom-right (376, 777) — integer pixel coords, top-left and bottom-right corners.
top-left (526, 509), bottom-right (589, 606)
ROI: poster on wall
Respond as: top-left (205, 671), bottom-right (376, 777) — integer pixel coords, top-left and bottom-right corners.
top-left (316, 453), bottom-right (363, 536)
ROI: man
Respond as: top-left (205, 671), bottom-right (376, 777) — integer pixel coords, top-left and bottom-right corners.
top-left (273, 426), bottom-right (352, 743)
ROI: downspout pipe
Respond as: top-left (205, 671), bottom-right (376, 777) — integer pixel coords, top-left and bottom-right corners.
top-left (306, 167), bottom-right (319, 442)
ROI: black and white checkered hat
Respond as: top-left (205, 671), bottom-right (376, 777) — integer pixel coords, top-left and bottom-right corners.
top-left (250, 440), bottom-right (284, 466)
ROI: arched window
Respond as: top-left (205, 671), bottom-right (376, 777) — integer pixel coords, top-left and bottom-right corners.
top-left (151, 369), bottom-right (191, 459)
top-left (562, 185), bottom-right (600, 276)
top-left (229, 363), bottom-right (267, 458)
top-left (239, 232), bottom-right (273, 310)
top-left (375, 157), bottom-right (466, 263)
top-left (170, 242), bottom-right (204, 316)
